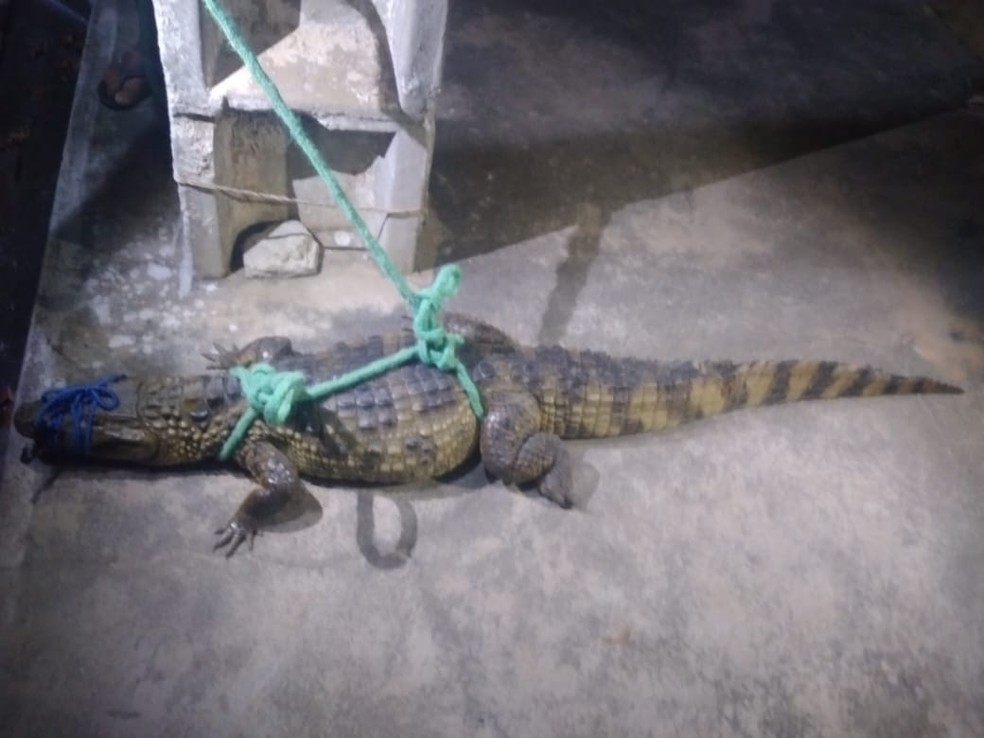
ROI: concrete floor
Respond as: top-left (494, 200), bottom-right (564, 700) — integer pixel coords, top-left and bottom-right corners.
top-left (2, 0), bottom-right (984, 736)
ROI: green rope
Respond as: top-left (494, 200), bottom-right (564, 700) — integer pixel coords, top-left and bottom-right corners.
top-left (218, 268), bottom-right (483, 461)
top-left (200, 0), bottom-right (485, 460)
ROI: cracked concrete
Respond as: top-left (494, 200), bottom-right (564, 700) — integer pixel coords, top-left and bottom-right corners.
top-left (2, 0), bottom-right (984, 736)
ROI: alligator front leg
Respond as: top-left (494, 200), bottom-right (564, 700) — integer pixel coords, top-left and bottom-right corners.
top-left (214, 438), bottom-right (303, 557)
top-left (203, 336), bottom-right (295, 370)
top-left (480, 390), bottom-right (574, 508)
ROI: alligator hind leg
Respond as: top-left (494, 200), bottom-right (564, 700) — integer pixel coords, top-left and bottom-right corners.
top-left (510, 432), bottom-right (574, 508)
top-left (214, 438), bottom-right (303, 557)
top-left (202, 336), bottom-right (295, 370)
top-left (480, 391), bottom-right (575, 508)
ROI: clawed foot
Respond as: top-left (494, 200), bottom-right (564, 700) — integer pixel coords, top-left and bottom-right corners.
top-left (202, 343), bottom-right (241, 370)
top-left (213, 517), bottom-right (260, 558)
top-left (202, 337), bottom-right (294, 370)
top-left (537, 477), bottom-right (575, 509)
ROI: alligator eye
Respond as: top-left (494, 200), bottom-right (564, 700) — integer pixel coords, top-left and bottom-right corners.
top-left (189, 405), bottom-right (210, 423)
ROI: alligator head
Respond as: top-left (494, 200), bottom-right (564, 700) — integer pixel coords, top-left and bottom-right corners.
top-left (13, 374), bottom-right (227, 466)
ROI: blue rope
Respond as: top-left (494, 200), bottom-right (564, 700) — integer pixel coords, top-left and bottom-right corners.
top-left (33, 374), bottom-right (125, 458)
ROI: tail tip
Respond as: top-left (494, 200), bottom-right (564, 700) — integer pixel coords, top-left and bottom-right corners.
top-left (921, 379), bottom-right (963, 395)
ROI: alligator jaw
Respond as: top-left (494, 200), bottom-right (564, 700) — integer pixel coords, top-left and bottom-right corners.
top-left (12, 397), bottom-right (162, 464)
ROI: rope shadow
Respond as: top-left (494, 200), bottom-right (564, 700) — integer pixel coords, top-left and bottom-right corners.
top-left (355, 490), bottom-right (418, 569)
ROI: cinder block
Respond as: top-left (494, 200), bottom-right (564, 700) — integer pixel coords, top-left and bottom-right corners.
top-left (151, 0), bottom-right (448, 278)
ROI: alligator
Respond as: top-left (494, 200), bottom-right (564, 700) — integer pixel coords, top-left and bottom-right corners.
top-left (14, 313), bottom-right (962, 556)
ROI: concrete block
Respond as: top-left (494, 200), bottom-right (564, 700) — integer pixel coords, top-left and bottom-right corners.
top-left (375, 211), bottom-right (424, 272)
top-left (310, 211), bottom-right (423, 274)
top-left (372, 0), bottom-right (449, 118)
top-left (243, 220), bottom-right (321, 278)
top-left (177, 184), bottom-right (225, 278)
top-left (206, 1), bottom-right (394, 119)
top-left (151, 0), bottom-right (448, 279)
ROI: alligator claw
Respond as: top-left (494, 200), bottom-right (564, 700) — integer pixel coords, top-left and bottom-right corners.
top-left (202, 343), bottom-right (241, 370)
top-left (213, 518), bottom-right (255, 558)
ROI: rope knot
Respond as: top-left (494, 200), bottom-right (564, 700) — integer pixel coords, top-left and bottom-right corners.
top-left (220, 364), bottom-right (308, 459)
top-left (32, 373), bottom-right (125, 458)
top-left (230, 364), bottom-right (308, 427)
top-left (411, 265), bottom-right (465, 370)
top-left (405, 265), bottom-right (483, 417)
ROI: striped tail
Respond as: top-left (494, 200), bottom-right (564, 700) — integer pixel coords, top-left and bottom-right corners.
top-left (645, 359), bottom-right (963, 435)
top-left (726, 359), bottom-right (961, 405)
top-left (540, 350), bottom-right (962, 439)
